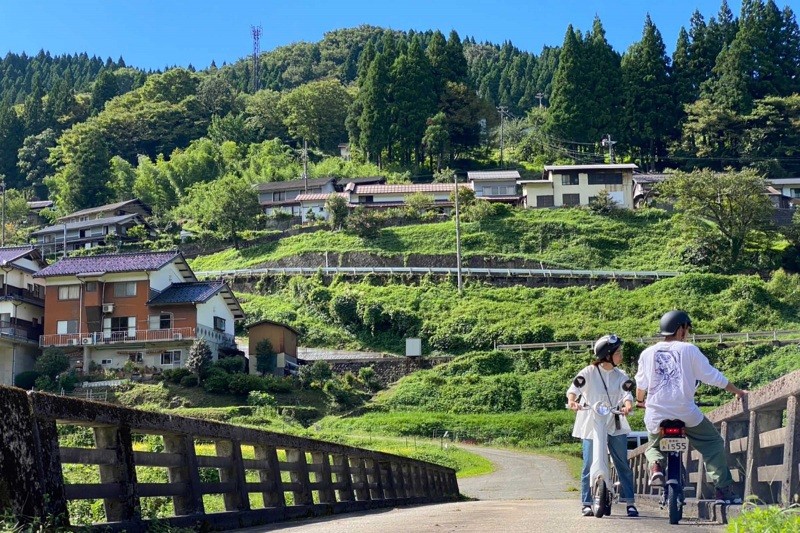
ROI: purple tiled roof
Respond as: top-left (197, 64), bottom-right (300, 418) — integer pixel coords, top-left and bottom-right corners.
top-left (35, 251), bottom-right (183, 278)
top-left (147, 282), bottom-right (224, 305)
top-left (0, 246), bottom-right (41, 265)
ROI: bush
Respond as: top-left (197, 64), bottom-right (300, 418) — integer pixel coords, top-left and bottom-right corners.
top-left (58, 372), bottom-right (79, 393)
top-left (299, 360), bottom-right (333, 388)
top-left (162, 368), bottom-right (192, 384)
top-left (14, 370), bottom-right (41, 390)
top-left (213, 356), bottom-right (246, 374)
top-left (279, 405), bottom-right (319, 426)
top-left (247, 391), bottom-right (277, 408)
top-left (34, 374), bottom-right (57, 392)
top-left (228, 373), bottom-right (270, 395)
top-left (202, 369), bottom-right (233, 394)
top-left (180, 375), bottom-right (199, 387)
top-left (34, 348), bottom-right (70, 378)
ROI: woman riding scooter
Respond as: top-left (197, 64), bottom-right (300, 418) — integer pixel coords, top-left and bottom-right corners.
top-left (567, 334), bottom-right (638, 517)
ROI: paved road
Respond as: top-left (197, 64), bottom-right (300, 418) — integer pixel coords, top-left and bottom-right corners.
top-left (235, 445), bottom-right (726, 533)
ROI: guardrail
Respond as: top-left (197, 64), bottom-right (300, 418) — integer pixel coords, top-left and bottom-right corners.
top-left (498, 329), bottom-right (800, 351)
top-left (620, 370), bottom-right (800, 520)
top-left (0, 387), bottom-right (459, 531)
top-left (195, 266), bottom-right (682, 281)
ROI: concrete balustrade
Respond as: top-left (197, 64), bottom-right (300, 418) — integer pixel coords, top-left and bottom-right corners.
top-left (0, 386), bottom-right (459, 531)
top-left (621, 369), bottom-right (800, 520)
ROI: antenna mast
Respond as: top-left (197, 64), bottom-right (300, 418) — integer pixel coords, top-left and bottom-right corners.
top-left (251, 25), bottom-right (262, 92)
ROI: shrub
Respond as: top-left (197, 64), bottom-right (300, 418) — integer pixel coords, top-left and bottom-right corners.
top-left (186, 339), bottom-right (212, 382)
top-left (324, 380), bottom-right (366, 410)
top-left (202, 369), bottom-right (232, 394)
top-left (254, 339), bottom-right (276, 376)
top-left (34, 374), bottom-right (57, 392)
top-left (279, 406), bottom-right (319, 426)
top-left (299, 360), bottom-right (333, 388)
top-left (247, 390), bottom-right (277, 408)
top-left (162, 368), bottom-right (192, 384)
top-left (14, 370), bottom-right (41, 390)
top-left (213, 356), bottom-right (246, 374)
top-left (34, 348), bottom-right (70, 378)
top-left (58, 372), bottom-right (79, 393)
top-left (358, 366), bottom-right (382, 392)
top-left (228, 373), bottom-right (270, 395)
top-left (180, 375), bottom-right (199, 387)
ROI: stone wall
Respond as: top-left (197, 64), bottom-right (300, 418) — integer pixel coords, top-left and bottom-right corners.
top-left (324, 357), bottom-right (453, 386)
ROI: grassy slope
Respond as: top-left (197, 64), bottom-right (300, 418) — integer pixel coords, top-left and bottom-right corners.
top-left (190, 208), bottom-right (686, 272)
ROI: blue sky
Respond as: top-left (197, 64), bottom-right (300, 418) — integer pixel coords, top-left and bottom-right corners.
top-left (0, 0), bottom-right (763, 71)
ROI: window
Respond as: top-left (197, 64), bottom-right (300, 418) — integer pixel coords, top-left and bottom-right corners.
top-left (128, 352), bottom-right (144, 363)
top-left (101, 359), bottom-right (113, 365)
top-left (563, 193), bottom-right (581, 206)
top-left (0, 313), bottom-right (10, 325)
top-left (149, 313), bottom-right (172, 330)
top-left (161, 350), bottom-right (181, 365)
top-left (791, 188), bottom-right (800, 199)
top-left (587, 173), bottom-right (623, 185)
top-left (114, 282), bottom-right (137, 297)
top-left (536, 195), bottom-right (555, 208)
top-left (104, 316), bottom-right (136, 340)
top-left (561, 175), bottom-right (579, 186)
top-left (360, 195), bottom-right (374, 203)
top-left (214, 316), bottom-right (226, 332)
top-left (58, 285), bottom-right (80, 300)
top-left (85, 282), bottom-right (98, 292)
top-left (272, 191), bottom-right (286, 202)
top-left (57, 320), bottom-right (78, 334)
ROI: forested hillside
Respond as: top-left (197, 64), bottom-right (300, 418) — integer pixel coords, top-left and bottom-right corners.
top-left (0, 0), bottom-right (797, 245)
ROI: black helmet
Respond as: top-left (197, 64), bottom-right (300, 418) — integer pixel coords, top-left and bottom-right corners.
top-left (594, 334), bottom-right (623, 361)
top-left (660, 310), bottom-right (692, 336)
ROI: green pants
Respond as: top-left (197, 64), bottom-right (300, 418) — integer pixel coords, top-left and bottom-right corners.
top-left (644, 416), bottom-right (733, 489)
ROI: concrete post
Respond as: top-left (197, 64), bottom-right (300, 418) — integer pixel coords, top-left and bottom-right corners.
top-left (163, 433), bottom-right (204, 515)
top-left (254, 444), bottom-right (284, 507)
top-left (216, 439), bottom-right (250, 511)
top-left (745, 410), bottom-right (783, 502)
top-left (311, 451), bottom-right (336, 504)
top-left (782, 395), bottom-right (800, 505)
top-left (94, 425), bottom-right (140, 522)
top-left (286, 449), bottom-right (313, 506)
top-left (333, 454), bottom-right (354, 502)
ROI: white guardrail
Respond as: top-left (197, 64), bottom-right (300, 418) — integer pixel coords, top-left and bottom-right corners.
top-left (195, 266), bottom-right (683, 280)
top-left (498, 329), bottom-right (800, 351)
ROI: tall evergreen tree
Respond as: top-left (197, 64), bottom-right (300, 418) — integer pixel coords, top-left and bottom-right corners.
top-left (90, 69), bottom-right (120, 114)
top-left (22, 74), bottom-right (45, 134)
top-left (584, 17), bottom-right (622, 143)
top-left (443, 30), bottom-right (469, 84)
top-left (427, 30), bottom-right (449, 96)
top-left (390, 37), bottom-right (436, 165)
top-left (60, 128), bottom-right (113, 211)
top-left (671, 27), bottom-right (695, 127)
top-left (546, 26), bottom-right (588, 142)
top-left (357, 51), bottom-right (392, 165)
top-left (0, 103), bottom-right (25, 188)
top-left (620, 15), bottom-right (675, 170)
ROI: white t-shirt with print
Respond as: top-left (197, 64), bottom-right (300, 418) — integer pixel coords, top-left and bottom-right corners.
top-left (635, 341), bottom-right (729, 433)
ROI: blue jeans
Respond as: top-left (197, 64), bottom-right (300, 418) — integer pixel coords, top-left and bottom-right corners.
top-left (581, 435), bottom-right (635, 505)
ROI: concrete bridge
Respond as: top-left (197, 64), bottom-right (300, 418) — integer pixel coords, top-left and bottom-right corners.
top-left (0, 369), bottom-right (797, 531)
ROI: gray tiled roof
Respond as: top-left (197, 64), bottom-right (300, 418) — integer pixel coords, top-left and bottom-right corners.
top-left (338, 176), bottom-right (386, 185)
top-left (467, 170), bottom-right (521, 181)
top-left (56, 199), bottom-right (149, 221)
top-left (255, 177), bottom-right (334, 192)
top-left (34, 251), bottom-right (183, 278)
top-left (147, 282), bottom-right (224, 305)
top-left (30, 214), bottom-right (142, 236)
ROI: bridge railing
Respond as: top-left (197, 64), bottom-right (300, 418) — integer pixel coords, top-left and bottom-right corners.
top-left (624, 369), bottom-right (800, 506)
top-left (0, 386), bottom-right (459, 531)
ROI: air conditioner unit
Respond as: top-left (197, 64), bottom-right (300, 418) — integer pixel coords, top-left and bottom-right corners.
top-left (172, 333), bottom-right (183, 341)
top-left (101, 303), bottom-right (114, 313)
top-left (81, 337), bottom-right (94, 345)
top-left (68, 339), bottom-right (80, 346)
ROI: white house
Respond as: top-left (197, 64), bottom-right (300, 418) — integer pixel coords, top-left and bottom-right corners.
top-left (520, 164), bottom-right (638, 209)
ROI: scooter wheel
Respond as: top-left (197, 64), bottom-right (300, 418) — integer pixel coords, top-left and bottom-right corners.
top-left (592, 479), bottom-right (609, 518)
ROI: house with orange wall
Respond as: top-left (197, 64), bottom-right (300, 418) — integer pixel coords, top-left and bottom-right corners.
top-left (34, 251), bottom-right (244, 373)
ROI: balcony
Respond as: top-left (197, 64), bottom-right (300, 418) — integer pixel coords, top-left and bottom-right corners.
top-left (0, 320), bottom-right (42, 344)
top-left (0, 285), bottom-right (45, 307)
top-left (39, 325), bottom-right (235, 349)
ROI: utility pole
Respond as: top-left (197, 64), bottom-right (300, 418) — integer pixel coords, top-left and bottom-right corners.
top-left (601, 134), bottom-right (617, 164)
top-left (251, 25), bottom-right (262, 93)
top-left (535, 92), bottom-right (544, 108)
top-left (0, 174), bottom-right (5, 247)
top-left (453, 172), bottom-right (463, 295)
top-left (302, 139), bottom-right (309, 192)
top-left (497, 106), bottom-right (508, 168)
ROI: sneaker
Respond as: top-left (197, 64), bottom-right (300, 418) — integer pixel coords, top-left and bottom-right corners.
top-left (649, 462), bottom-right (664, 486)
top-left (714, 486), bottom-right (743, 504)
top-left (627, 505), bottom-right (639, 517)
top-left (582, 506), bottom-right (593, 517)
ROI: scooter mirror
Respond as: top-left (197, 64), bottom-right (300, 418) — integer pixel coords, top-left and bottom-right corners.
top-left (573, 376), bottom-right (586, 388)
top-left (622, 379), bottom-right (635, 392)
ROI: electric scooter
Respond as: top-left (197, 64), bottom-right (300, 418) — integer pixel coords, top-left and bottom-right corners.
top-left (569, 375), bottom-right (633, 518)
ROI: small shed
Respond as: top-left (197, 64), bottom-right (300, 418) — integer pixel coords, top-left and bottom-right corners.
top-left (247, 319), bottom-right (300, 376)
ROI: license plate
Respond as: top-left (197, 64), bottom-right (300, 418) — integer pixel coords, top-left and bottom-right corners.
top-left (660, 438), bottom-right (688, 452)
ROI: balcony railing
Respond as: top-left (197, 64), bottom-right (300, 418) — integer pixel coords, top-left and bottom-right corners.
top-left (0, 320), bottom-right (41, 342)
top-left (39, 325), bottom-right (235, 348)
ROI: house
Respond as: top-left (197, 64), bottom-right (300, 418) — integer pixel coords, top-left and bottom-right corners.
top-left (520, 164), bottom-right (638, 209)
top-left (467, 170), bottom-right (522, 204)
top-left (338, 143), bottom-right (351, 161)
top-left (0, 246), bottom-right (47, 386)
top-left (26, 200), bottom-right (53, 226)
top-left (34, 251), bottom-right (244, 374)
top-left (294, 192), bottom-right (349, 223)
top-left (256, 176), bottom-right (386, 219)
top-left (348, 183), bottom-right (465, 209)
top-left (257, 177), bottom-right (338, 219)
top-left (30, 199), bottom-right (155, 255)
top-left (632, 173), bottom-right (669, 208)
top-left (246, 319), bottom-right (299, 377)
